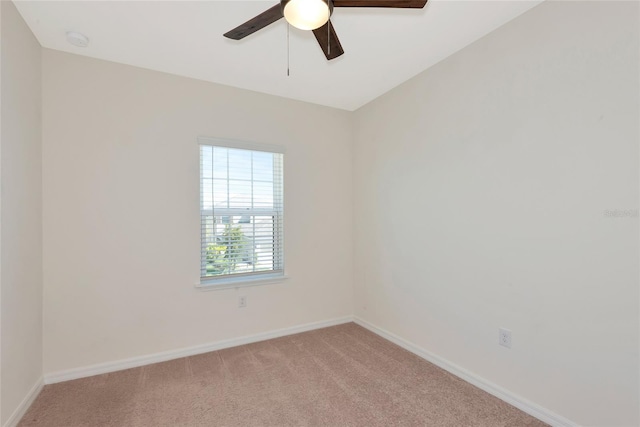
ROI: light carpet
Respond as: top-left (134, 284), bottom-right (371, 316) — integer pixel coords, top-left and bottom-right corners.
top-left (20, 323), bottom-right (547, 426)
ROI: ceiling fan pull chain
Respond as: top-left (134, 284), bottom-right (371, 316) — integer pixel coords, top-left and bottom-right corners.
top-left (287, 22), bottom-right (290, 76)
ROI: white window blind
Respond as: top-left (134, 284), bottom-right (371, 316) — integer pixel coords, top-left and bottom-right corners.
top-left (200, 142), bottom-right (284, 283)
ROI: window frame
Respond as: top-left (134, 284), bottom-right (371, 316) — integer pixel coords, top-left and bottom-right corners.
top-left (197, 136), bottom-right (286, 290)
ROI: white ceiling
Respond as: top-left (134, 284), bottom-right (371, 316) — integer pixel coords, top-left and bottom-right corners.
top-left (14, 0), bottom-right (542, 111)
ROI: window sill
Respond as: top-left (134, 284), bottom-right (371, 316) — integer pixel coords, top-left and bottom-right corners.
top-left (196, 274), bottom-right (289, 291)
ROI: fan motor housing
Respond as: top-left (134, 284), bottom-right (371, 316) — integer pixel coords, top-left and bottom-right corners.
top-left (281, 0), bottom-right (334, 15)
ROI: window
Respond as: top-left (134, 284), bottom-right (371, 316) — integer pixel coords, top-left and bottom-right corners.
top-left (199, 139), bottom-right (284, 286)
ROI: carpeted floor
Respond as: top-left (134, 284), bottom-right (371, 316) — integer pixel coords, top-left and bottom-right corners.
top-left (20, 323), bottom-right (547, 426)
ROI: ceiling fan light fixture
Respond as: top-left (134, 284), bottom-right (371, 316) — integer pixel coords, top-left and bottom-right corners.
top-left (282, 0), bottom-right (332, 31)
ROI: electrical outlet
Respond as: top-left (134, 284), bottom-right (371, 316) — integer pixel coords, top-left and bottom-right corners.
top-left (499, 328), bottom-right (512, 348)
top-left (238, 296), bottom-right (247, 308)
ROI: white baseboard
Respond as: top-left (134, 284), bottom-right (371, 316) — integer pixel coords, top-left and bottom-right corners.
top-left (353, 316), bottom-right (578, 427)
top-left (44, 316), bottom-right (353, 385)
top-left (3, 377), bottom-right (44, 427)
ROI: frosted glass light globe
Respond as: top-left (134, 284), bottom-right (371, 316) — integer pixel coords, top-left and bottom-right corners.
top-left (283, 0), bottom-right (332, 31)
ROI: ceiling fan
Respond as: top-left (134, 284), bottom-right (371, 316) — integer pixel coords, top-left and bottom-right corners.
top-left (224, 0), bottom-right (428, 61)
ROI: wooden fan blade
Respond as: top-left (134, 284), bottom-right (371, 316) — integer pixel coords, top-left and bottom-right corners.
top-left (312, 21), bottom-right (344, 60)
top-left (333, 0), bottom-right (427, 7)
top-left (224, 4), bottom-right (283, 40)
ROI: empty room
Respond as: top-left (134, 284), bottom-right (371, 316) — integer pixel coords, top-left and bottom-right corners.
top-left (1, 0), bottom-right (638, 426)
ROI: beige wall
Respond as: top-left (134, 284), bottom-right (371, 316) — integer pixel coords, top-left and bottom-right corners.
top-left (0, 1), bottom-right (43, 425)
top-left (41, 49), bottom-right (354, 374)
top-left (353, 1), bottom-right (639, 426)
